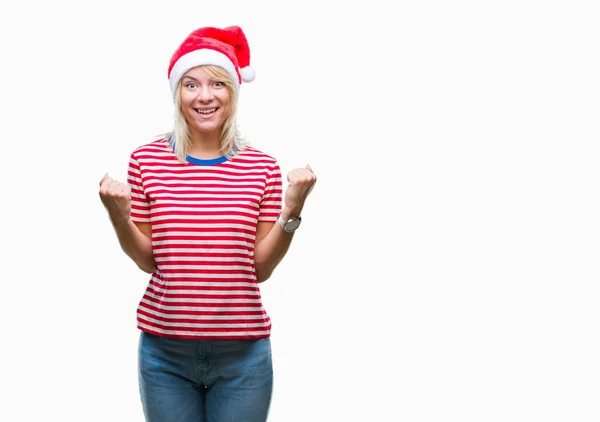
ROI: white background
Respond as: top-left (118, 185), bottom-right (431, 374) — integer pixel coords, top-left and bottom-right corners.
top-left (1, 0), bottom-right (599, 421)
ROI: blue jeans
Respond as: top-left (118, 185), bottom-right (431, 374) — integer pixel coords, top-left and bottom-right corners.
top-left (138, 331), bottom-right (273, 422)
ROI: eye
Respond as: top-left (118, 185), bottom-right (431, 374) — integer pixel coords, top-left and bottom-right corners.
top-left (184, 82), bottom-right (197, 89)
top-left (214, 81), bottom-right (225, 88)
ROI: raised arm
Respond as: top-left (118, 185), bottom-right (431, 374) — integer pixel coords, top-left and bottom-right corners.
top-left (253, 164), bottom-right (317, 283)
top-left (99, 174), bottom-right (156, 274)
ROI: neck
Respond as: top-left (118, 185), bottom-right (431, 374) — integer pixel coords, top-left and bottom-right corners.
top-left (188, 129), bottom-right (222, 158)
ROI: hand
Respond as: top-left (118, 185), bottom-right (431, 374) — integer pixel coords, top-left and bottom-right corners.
top-left (283, 164), bottom-right (317, 216)
top-left (99, 173), bottom-right (132, 225)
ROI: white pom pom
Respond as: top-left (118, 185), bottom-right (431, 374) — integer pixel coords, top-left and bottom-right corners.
top-left (240, 66), bottom-right (255, 83)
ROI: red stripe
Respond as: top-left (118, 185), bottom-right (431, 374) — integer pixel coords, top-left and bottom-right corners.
top-left (140, 302), bottom-right (266, 316)
top-left (151, 203), bottom-right (258, 211)
top-left (152, 244), bottom-right (252, 250)
top-left (153, 251), bottom-right (250, 258)
top-left (151, 212), bottom-right (259, 220)
top-left (138, 318), bottom-right (271, 333)
top-left (152, 226), bottom-right (255, 234)
top-left (136, 166), bottom-right (273, 178)
top-left (149, 276), bottom-right (255, 283)
top-left (151, 261), bottom-right (254, 268)
top-left (148, 196), bottom-right (261, 204)
top-left (148, 280), bottom-right (259, 292)
top-left (157, 269), bottom-right (254, 275)
top-left (152, 235), bottom-right (253, 242)
top-left (138, 309), bottom-right (269, 325)
top-left (152, 218), bottom-right (257, 225)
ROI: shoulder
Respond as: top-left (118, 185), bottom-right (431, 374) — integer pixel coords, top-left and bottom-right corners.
top-left (130, 138), bottom-right (170, 160)
top-left (237, 146), bottom-right (279, 168)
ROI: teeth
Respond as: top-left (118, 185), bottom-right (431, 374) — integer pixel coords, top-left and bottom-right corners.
top-left (197, 108), bottom-right (216, 114)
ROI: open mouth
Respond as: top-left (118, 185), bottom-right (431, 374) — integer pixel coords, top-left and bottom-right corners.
top-left (195, 107), bottom-right (218, 115)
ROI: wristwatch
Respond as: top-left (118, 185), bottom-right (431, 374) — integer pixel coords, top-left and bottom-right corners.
top-left (277, 214), bottom-right (302, 232)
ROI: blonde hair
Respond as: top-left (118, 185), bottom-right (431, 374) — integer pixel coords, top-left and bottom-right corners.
top-left (159, 65), bottom-right (248, 163)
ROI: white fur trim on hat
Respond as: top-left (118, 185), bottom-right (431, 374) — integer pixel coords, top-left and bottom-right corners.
top-left (169, 49), bottom-right (240, 96)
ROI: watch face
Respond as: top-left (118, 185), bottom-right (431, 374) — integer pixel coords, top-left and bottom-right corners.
top-left (284, 218), bottom-right (301, 232)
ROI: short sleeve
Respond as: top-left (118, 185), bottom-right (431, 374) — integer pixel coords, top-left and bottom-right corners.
top-left (258, 162), bottom-right (283, 222)
top-left (127, 153), bottom-right (151, 223)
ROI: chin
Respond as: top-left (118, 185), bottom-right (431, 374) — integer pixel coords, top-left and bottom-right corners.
top-left (194, 123), bottom-right (220, 133)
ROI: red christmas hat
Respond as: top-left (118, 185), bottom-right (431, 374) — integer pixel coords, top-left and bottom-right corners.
top-left (168, 25), bottom-right (255, 97)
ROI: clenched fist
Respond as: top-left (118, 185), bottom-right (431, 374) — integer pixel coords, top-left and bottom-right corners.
top-left (99, 173), bottom-right (132, 225)
top-left (284, 164), bottom-right (317, 215)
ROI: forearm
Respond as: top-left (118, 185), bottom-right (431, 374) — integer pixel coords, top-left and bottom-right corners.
top-left (253, 162), bottom-right (317, 283)
top-left (253, 226), bottom-right (294, 283)
top-left (111, 217), bottom-right (155, 274)
top-left (253, 206), bottom-right (302, 282)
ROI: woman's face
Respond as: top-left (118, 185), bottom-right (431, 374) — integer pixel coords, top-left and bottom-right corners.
top-left (179, 66), bottom-right (232, 137)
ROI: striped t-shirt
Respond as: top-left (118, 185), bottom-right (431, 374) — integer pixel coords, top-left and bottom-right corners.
top-left (127, 138), bottom-right (283, 339)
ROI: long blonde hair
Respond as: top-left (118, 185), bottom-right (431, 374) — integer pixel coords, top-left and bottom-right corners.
top-left (159, 65), bottom-right (248, 163)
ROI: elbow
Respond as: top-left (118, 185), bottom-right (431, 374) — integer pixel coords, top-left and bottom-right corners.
top-left (134, 257), bottom-right (156, 274)
top-left (124, 247), bottom-right (155, 274)
top-left (256, 273), bottom-right (272, 283)
top-left (137, 263), bottom-right (156, 274)
top-left (254, 263), bottom-right (274, 283)
top-left (141, 265), bottom-right (156, 274)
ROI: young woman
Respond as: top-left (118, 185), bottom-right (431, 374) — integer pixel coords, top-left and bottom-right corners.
top-left (98, 25), bottom-right (316, 422)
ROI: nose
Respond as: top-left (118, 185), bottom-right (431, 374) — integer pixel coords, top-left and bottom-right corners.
top-left (197, 85), bottom-right (214, 102)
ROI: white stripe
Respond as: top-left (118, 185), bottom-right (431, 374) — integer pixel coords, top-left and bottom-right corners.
top-left (131, 202), bottom-right (150, 210)
top-left (157, 264), bottom-right (253, 271)
top-left (149, 187), bottom-right (265, 194)
top-left (149, 206), bottom-right (259, 214)
top-left (146, 286), bottom-right (259, 295)
top-left (149, 276), bottom-right (256, 287)
top-left (148, 205), bottom-right (260, 212)
top-left (127, 175), bottom-right (143, 184)
top-left (140, 298), bottom-right (263, 311)
top-left (141, 295), bottom-right (261, 304)
top-left (152, 223), bottom-right (255, 230)
top-left (150, 273), bottom-right (254, 280)
top-left (149, 204), bottom-right (259, 211)
top-left (153, 231), bottom-right (255, 239)
top-left (153, 239), bottom-right (252, 246)
top-left (149, 196), bottom-right (261, 203)
top-left (154, 256), bottom-right (253, 263)
top-left (152, 218), bottom-right (256, 223)
top-left (138, 305), bottom-right (265, 320)
top-left (146, 187), bottom-right (265, 195)
top-left (146, 292), bottom-right (260, 305)
top-left (152, 247), bottom-right (250, 254)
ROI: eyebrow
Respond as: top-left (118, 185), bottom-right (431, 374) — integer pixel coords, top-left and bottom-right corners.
top-left (182, 76), bottom-right (199, 82)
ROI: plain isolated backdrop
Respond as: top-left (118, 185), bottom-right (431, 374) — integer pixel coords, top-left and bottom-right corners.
top-left (1, 0), bottom-right (599, 421)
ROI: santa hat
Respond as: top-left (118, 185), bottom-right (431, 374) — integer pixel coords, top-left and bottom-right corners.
top-left (167, 25), bottom-right (255, 97)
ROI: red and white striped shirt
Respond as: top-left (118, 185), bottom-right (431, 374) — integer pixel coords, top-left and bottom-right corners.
top-left (127, 138), bottom-right (283, 339)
